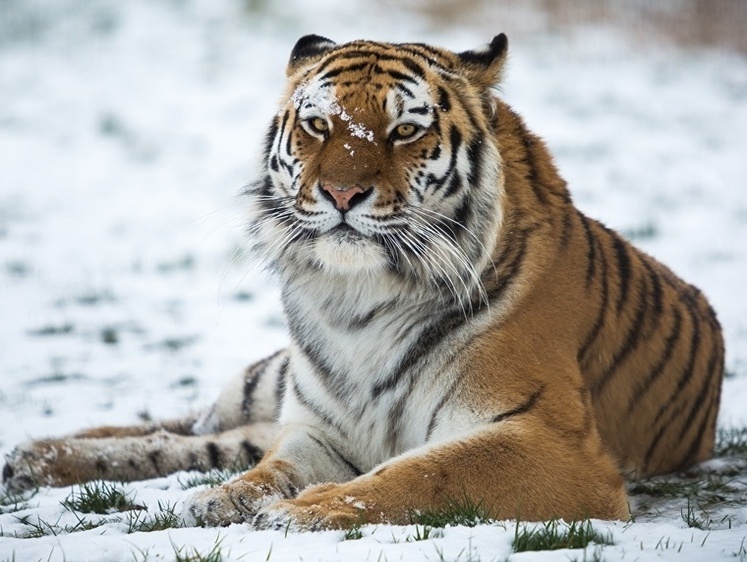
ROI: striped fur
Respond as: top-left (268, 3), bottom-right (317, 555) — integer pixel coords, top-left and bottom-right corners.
top-left (3, 35), bottom-right (724, 530)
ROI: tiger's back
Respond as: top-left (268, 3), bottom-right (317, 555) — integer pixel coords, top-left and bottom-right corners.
top-left (485, 97), bottom-right (724, 479)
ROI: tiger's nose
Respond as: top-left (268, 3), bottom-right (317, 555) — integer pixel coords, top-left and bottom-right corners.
top-left (319, 184), bottom-right (373, 212)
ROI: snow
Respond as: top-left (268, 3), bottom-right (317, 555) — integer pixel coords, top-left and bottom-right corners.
top-left (1, 0), bottom-right (747, 560)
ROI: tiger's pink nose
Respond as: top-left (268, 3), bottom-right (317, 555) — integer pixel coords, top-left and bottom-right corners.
top-left (319, 184), bottom-right (373, 211)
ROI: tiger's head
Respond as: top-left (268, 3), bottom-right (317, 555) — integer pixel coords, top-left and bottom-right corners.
top-left (249, 35), bottom-right (509, 303)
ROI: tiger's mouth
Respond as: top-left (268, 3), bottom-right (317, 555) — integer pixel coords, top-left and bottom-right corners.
top-left (327, 223), bottom-right (364, 242)
top-left (312, 222), bottom-right (389, 274)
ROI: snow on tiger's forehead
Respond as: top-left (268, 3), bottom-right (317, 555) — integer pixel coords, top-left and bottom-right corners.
top-left (289, 72), bottom-right (436, 143)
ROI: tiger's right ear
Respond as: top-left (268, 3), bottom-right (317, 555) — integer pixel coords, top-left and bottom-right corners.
top-left (287, 34), bottom-right (336, 76)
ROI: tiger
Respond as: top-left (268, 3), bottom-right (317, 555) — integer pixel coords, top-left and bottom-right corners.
top-left (2, 34), bottom-right (725, 530)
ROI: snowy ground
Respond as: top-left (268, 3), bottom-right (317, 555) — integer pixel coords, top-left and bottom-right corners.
top-left (1, 1), bottom-right (746, 560)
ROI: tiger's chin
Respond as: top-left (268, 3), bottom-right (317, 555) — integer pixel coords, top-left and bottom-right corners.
top-left (312, 227), bottom-right (388, 275)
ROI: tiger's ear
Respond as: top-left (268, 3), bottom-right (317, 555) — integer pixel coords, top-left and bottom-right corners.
top-left (287, 34), bottom-right (336, 76)
top-left (457, 34), bottom-right (509, 90)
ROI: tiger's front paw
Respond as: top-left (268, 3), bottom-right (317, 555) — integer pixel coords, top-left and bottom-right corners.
top-left (253, 483), bottom-right (373, 531)
top-left (182, 480), bottom-right (281, 527)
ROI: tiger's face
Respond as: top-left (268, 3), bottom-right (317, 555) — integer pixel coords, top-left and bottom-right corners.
top-left (250, 35), bottom-right (509, 300)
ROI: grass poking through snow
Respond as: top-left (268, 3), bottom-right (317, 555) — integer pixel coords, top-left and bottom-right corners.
top-left (512, 518), bottom-right (613, 553)
top-left (62, 480), bottom-right (140, 514)
top-left (408, 495), bottom-right (493, 528)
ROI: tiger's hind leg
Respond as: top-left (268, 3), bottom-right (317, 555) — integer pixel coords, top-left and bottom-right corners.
top-left (2, 423), bottom-right (278, 493)
top-left (2, 350), bottom-right (289, 493)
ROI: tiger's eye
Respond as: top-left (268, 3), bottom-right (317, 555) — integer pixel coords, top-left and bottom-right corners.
top-left (308, 117), bottom-right (329, 134)
top-left (394, 123), bottom-right (417, 139)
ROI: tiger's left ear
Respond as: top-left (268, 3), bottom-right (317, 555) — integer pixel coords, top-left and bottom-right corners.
top-left (457, 34), bottom-right (509, 90)
top-left (287, 34), bottom-right (337, 76)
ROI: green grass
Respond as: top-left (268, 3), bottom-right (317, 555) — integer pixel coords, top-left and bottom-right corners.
top-left (62, 480), bottom-right (140, 514)
top-left (408, 495), bottom-right (493, 528)
top-left (715, 427), bottom-right (747, 457)
top-left (512, 518), bottom-right (613, 553)
top-left (680, 498), bottom-right (711, 530)
top-left (342, 523), bottom-right (364, 541)
top-left (628, 479), bottom-right (693, 498)
top-left (172, 537), bottom-right (226, 562)
top-left (0, 488), bottom-right (34, 514)
top-left (10, 512), bottom-right (107, 538)
top-left (7, 499), bottom-right (182, 539)
top-left (178, 467), bottom-right (242, 490)
top-left (124, 501), bottom-right (184, 533)
top-left (407, 524), bottom-right (443, 542)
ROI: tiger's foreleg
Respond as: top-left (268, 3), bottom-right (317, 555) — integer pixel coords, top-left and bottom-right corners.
top-left (183, 423), bottom-right (360, 526)
top-left (252, 419), bottom-right (629, 530)
top-left (2, 350), bottom-right (289, 493)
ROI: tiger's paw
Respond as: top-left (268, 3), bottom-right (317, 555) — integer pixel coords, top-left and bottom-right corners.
top-left (182, 480), bottom-right (281, 527)
top-left (253, 483), bottom-right (373, 531)
top-left (3, 440), bottom-right (65, 493)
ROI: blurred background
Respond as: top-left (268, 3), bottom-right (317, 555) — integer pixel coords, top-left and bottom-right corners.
top-left (0, 0), bottom-right (746, 447)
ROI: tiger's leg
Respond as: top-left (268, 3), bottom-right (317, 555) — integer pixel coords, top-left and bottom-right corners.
top-left (3, 423), bottom-right (278, 493)
top-left (183, 414), bottom-right (628, 528)
top-left (253, 418), bottom-right (629, 530)
top-left (183, 424), bottom-right (361, 526)
top-left (2, 350), bottom-right (289, 492)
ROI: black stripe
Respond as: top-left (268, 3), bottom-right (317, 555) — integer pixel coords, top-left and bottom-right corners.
top-left (298, 339), bottom-right (351, 402)
top-left (591, 274), bottom-right (650, 396)
top-left (424, 125), bottom-right (461, 191)
top-left (677, 335), bottom-right (722, 446)
top-left (402, 57), bottom-right (426, 79)
top-left (437, 86), bottom-right (451, 112)
top-left (642, 260), bottom-right (664, 319)
top-left (285, 124), bottom-right (294, 157)
top-left (443, 172), bottom-right (462, 198)
top-left (148, 451), bottom-right (161, 473)
top-left (643, 301), bottom-right (702, 468)
top-left (408, 106), bottom-right (430, 115)
top-left (609, 232), bottom-right (633, 313)
top-left (395, 83), bottom-right (415, 99)
top-left (242, 360), bottom-right (268, 419)
top-left (307, 435), bottom-right (362, 477)
top-left (486, 226), bottom-right (533, 304)
top-left (206, 442), bottom-right (222, 468)
top-left (386, 387), bottom-right (415, 452)
top-left (466, 138), bottom-right (483, 186)
top-left (345, 302), bottom-right (395, 330)
top-left (381, 67), bottom-right (418, 85)
top-left (318, 62), bottom-right (369, 82)
top-left (578, 229), bottom-right (609, 362)
top-left (425, 378), bottom-right (460, 440)
top-left (652, 298), bottom-right (702, 427)
top-left (314, 50), bottom-right (378, 75)
top-left (371, 309), bottom-right (468, 399)
top-left (578, 212), bottom-right (597, 288)
top-left (625, 307), bottom-right (682, 415)
top-left (277, 111), bottom-right (290, 157)
top-left (291, 376), bottom-right (346, 436)
top-left (396, 44), bottom-right (449, 70)
top-left (274, 356), bottom-right (288, 418)
top-left (676, 402), bottom-right (713, 471)
top-left (491, 386), bottom-right (544, 424)
top-left (522, 136), bottom-right (548, 206)
top-left (560, 206), bottom-right (573, 249)
top-left (240, 440), bottom-right (264, 465)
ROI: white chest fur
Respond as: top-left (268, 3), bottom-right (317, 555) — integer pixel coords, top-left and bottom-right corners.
top-left (278, 269), bottom-right (488, 472)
